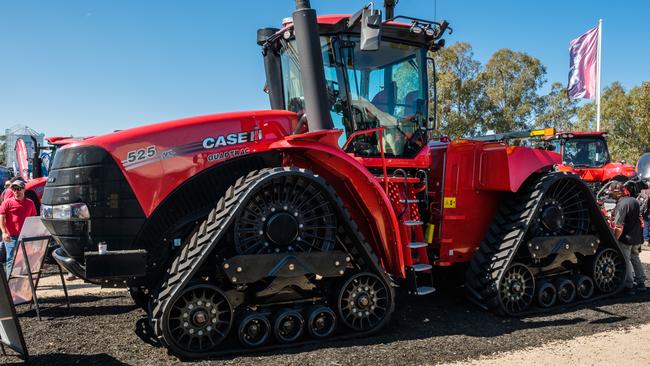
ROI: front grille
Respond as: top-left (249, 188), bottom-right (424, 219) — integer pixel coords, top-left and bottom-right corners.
top-left (42, 145), bottom-right (146, 262)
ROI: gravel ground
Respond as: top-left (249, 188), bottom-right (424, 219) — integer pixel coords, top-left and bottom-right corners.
top-left (2, 264), bottom-right (650, 366)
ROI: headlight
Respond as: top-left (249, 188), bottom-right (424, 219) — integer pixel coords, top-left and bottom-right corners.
top-left (41, 203), bottom-right (90, 220)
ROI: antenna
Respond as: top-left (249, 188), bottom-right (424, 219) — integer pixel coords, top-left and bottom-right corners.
top-left (384, 0), bottom-right (398, 20)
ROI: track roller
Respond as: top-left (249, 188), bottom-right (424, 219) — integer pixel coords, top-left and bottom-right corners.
top-left (498, 263), bottom-right (535, 315)
top-left (555, 278), bottom-right (576, 304)
top-left (306, 305), bottom-right (336, 339)
top-left (238, 313), bottom-right (272, 348)
top-left (161, 284), bottom-right (233, 355)
top-left (592, 248), bottom-right (625, 293)
top-left (573, 274), bottom-right (595, 299)
top-left (273, 308), bottom-right (305, 343)
top-left (536, 281), bottom-right (557, 308)
top-left (338, 272), bottom-right (391, 331)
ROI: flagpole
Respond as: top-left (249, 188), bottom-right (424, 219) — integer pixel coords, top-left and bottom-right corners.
top-left (595, 19), bottom-right (602, 131)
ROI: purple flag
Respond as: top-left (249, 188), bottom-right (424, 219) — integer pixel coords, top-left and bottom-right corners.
top-left (568, 26), bottom-right (599, 100)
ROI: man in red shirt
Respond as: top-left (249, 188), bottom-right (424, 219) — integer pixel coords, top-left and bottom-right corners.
top-left (0, 180), bottom-right (36, 276)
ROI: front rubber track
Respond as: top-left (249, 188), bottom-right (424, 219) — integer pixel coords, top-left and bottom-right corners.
top-left (464, 172), bottom-right (625, 316)
top-left (149, 167), bottom-right (395, 358)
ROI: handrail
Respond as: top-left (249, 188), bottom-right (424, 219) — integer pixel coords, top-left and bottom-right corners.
top-left (343, 127), bottom-right (388, 192)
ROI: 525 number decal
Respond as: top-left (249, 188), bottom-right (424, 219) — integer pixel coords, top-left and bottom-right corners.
top-left (127, 146), bottom-right (156, 163)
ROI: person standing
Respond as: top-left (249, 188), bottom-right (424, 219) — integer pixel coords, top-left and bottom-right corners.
top-left (0, 180), bottom-right (36, 276)
top-left (609, 181), bottom-right (646, 293)
top-left (0, 180), bottom-right (10, 265)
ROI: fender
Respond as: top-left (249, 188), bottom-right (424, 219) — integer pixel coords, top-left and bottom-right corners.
top-left (269, 131), bottom-right (406, 278)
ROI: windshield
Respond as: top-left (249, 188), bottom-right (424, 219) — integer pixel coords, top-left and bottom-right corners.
top-left (563, 138), bottom-right (609, 167)
top-left (280, 35), bottom-right (428, 157)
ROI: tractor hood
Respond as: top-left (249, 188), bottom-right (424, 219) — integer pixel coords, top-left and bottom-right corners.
top-left (53, 109), bottom-right (298, 216)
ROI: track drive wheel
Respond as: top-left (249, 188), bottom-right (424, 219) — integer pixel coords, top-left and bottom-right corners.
top-left (161, 284), bottom-right (233, 357)
top-left (338, 272), bottom-right (392, 332)
top-left (498, 263), bottom-right (535, 315)
top-left (592, 248), bottom-right (625, 293)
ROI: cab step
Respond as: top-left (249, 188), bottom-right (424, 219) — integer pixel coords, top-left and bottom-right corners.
top-left (415, 286), bottom-right (436, 296)
top-left (413, 263), bottom-right (432, 272)
top-left (408, 242), bottom-right (428, 249)
top-left (403, 220), bottom-right (424, 226)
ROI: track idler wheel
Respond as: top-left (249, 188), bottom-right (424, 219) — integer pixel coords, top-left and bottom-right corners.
top-left (162, 284), bottom-right (233, 356)
top-left (306, 305), bottom-right (336, 339)
top-left (536, 281), bottom-right (557, 308)
top-left (273, 308), bottom-right (305, 343)
top-left (592, 248), bottom-right (625, 293)
top-left (573, 275), bottom-right (595, 299)
top-left (338, 272), bottom-right (391, 332)
top-left (238, 313), bottom-right (271, 348)
top-left (555, 278), bottom-right (576, 304)
top-left (498, 263), bottom-right (535, 315)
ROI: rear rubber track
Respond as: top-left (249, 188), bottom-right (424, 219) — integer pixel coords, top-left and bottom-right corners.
top-left (465, 172), bottom-right (624, 316)
top-left (149, 167), bottom-right (394, 358)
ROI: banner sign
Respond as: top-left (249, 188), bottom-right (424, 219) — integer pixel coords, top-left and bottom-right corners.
top-left (15, 138), bottom-right (29, 181)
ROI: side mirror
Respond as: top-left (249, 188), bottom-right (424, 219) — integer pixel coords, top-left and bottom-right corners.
top-left (545, 144), bottom-right (556, 152)
top-left (360, 8), bottom-right (382, 51)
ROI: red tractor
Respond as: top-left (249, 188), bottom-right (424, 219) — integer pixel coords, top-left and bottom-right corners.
top-left (546, 131), bottom-right (636, 193)
top-left (41, 1), bottom-right (624, 358)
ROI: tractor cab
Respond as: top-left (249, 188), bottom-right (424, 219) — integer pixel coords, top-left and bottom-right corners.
top-left (547, 131), bottom-right (636, 192)
top-left (258, 7), bottom-right (449, 158)
top-left (546, 132), bottom-right (611, 168)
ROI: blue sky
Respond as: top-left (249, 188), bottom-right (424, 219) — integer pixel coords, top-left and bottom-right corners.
top-left (1, 0), bottom-right (649, 137)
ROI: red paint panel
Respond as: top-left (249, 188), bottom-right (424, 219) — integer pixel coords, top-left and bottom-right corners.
top-left (436, 141), bottom-right (560, 265)
top-left (63, 110), bottom-right (298, 216)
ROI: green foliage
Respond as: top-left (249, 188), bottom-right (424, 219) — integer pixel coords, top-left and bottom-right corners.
top-left (535, 82), bottom-right (578, 131)
top-left (479, 49), bottom-right (546, 133)
top-left (427, 41), bottom-right (648, 163)
top-left (575, 82), bottom-right (650, 163)
top-left (429, 42), bottom-right (484, 138)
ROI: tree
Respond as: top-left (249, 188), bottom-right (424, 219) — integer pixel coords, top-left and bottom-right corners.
top-left (479, 49), bottom-right (546, 133)
top-left (429, 42), bottom-right (484, 138)
top-left (576, 82), bottom-right (646, 163)
top-left (535, 82), bottom-right (578, 131)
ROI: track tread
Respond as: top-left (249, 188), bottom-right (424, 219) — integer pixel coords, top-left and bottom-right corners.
top-left (464, 172), bottom-right (624, 315)
top-left (149, 167), bottom-right (395, 356)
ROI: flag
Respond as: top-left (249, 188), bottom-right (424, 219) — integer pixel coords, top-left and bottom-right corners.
top-left (567, 26), bottom-right (599, 100)
top-left (15, 138), bottom-right (29, 181)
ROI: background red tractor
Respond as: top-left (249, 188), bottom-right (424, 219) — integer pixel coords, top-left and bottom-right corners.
top-left (23, 136), bottom-right (78, 214)
top-left (547, 131), bottom-right (636, 193)
top-left (41, 0), bottom-right (624, 358)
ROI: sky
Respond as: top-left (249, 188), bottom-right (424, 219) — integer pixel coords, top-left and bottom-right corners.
top-left (1, 0), bottom-right (649, 138)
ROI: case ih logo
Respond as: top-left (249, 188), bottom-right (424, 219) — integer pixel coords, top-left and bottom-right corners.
top-left (202, 128), bottom-right (263, 149)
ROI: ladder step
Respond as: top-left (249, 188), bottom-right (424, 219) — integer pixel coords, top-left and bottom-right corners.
top-left (403, 220), bottom-right (424, 226)
top-left (416, 286), bottom-right (436, 296)
top-left (408, 242), bottom-right (428, 249)
top-left (413, 263), bottom-right (433, 272)
top-left (399, 199), bottom-right (420, 203)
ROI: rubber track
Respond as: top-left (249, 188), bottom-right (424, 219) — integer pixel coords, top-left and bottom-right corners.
top-left (149, 167), bottom-right (394, 357)
top-left (465, 172), bottom-right (624, 315)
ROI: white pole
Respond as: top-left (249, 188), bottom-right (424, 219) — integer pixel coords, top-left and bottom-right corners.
top-left (595, 19), bottom-right (602, 131)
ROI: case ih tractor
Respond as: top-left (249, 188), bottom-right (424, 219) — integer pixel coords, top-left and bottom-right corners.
top-left (546, 131), bottom-right (636, 193)
top-left (41, 1), bottom-right (625, 358)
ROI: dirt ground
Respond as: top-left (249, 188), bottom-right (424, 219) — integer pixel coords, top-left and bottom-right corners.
top-left (1, 253), bottom-right (650, 366)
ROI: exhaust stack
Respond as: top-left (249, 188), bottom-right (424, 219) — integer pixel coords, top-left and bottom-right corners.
top-left (292, 0), bottom-right (334, 131)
